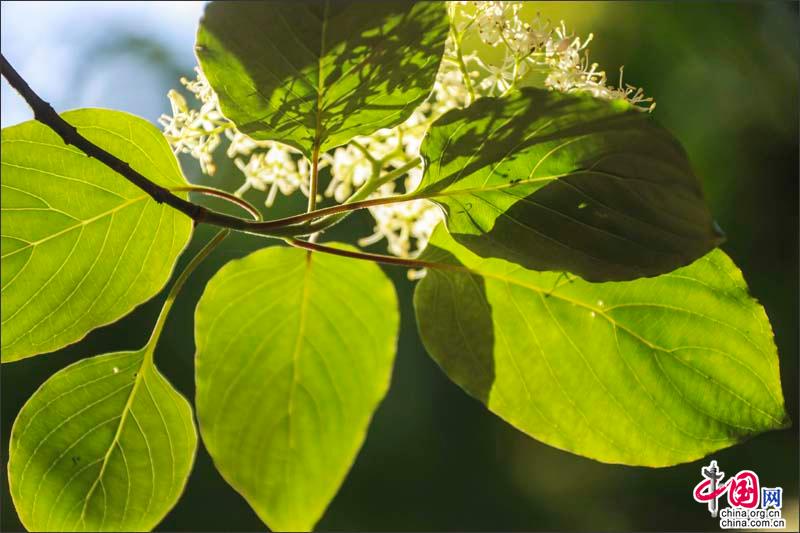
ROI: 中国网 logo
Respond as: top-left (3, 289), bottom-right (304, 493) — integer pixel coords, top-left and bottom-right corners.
top-left (692, 460), bottom-right (785, 529)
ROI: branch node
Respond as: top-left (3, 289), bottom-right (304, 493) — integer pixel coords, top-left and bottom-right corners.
top-left (190, 204), bottom-right (208, 223)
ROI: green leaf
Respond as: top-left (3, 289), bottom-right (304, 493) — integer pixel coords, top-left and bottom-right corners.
top-left (1, 109), bottom-right (193, 362)
top-left (195, 245), bottom-right (399, 531)
top-left (416, 88), bottom-right (723, 281)
top-left (196, 0), bottom-right (448, 158)
top-left (414, 226), bottom-right (789, 467)
top-left (8, 349), bottom-right (197, 531)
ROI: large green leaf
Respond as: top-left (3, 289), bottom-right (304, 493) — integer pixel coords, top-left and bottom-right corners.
top-left (196, 0), bottom-right (448, 158)
top-left (1, 109), bottom-right (192, 362)
top-left (415, 89), bottom-right (723, 281)
top-left (8, 349), bottom-right (197, 531)
top-left (195, 245), bottom-right (399, 531)
top-left (414, 226), bottom-right (789, 467)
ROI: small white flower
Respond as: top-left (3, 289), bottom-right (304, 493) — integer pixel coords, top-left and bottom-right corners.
top-left (224, 129), bottom-right (273, 159)
top-left (431, 59), bottom-right (471, 112)
top-left (475, 2), bottom-right (511, 46)
top-left (180, 66), bottom-right (216, 105)
top-left (323, 145), bottom-right (373, 203)
top-left (477, 55), bottom-right (514, 95)
top-left (234, 143), bottom-right (310, 206)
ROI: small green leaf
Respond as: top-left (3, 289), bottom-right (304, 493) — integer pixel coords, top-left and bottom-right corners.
top-left (416, 89), bottom-right (723, 281)
top-left (8, 349), bottom-right (197, 531)
top-left (414, 226), bottom-right (789, 467)
top-left (195, 245), bottom-right (399, 531)
top-left (1, 109), bottom-right (192, 362)
top-left (196, 0), bottom-right (448, 158)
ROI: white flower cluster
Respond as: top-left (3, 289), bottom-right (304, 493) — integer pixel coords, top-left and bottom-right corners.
top-left (452, 1), bottom-right (656, 110)
top-left (159, 68), bottom-right (310, 206)
top-left (159, 2), bottom-right (654, 261)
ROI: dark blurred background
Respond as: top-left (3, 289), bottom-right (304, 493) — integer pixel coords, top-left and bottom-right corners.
top-left (1, 2), bottom-right (798, 531)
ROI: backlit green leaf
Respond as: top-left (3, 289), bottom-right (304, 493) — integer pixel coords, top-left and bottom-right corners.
top-left (195, 245), bottom-right (399, 531)
top-left (196, 0), bottom-right (448, 158)
top-left (1, 109), bottom-right (192, 362)
top-left (416, 89), bottom-right (723, 281)
top-left (8, 349), bottom-right (197, 531)
top-left (414, 226), bottom-right (789, 466)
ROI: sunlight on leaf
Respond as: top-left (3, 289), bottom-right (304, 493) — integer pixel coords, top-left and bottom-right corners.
top-left (414, 226), bottom-right (789, 467)
top-left (0, 109), bottom-right (193, 362)
top-left (195, 245), bottom-right (399, 531)
top-left (8, 349), bottom-right (197, 531)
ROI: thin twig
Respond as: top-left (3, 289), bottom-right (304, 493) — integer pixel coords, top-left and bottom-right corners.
top-left (308, 143), bottom-right (321, 212)
top-left (171, 185), bottom-right (262, 221)
top-left (450, 28), bottom-right (475, 105)
top-left (286, 238), bottom-right (465, 274)
top-left (146, 185), bottom-right (263, 355)
top-left (350, 140), bottom-right (380, 167)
